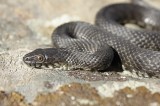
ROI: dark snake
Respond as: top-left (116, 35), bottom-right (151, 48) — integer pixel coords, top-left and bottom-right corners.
top-left (23, 2), bottom-right (160, 77)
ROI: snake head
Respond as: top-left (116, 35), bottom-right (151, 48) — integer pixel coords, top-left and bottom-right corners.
top-left (23, 48), bottom-right (66, 69)
top-left (23, 49), bottom-right (47, 68)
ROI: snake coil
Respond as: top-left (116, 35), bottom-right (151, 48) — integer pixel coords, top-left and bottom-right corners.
top-left (23, 2), bottom-right (160, 77)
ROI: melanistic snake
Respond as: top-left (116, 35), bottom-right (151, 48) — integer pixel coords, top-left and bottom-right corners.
top-left (23, 2), bottom-right (160, 77)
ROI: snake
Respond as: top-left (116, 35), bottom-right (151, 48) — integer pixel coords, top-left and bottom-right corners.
top-left (23, 2), bottom-right (160, 77)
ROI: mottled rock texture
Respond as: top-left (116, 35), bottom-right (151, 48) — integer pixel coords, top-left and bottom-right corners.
top-left (0, 83), bottom-right (160, 106)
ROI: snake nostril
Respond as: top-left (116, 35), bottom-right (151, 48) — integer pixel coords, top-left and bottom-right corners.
top-left (24, 57), bottom-right (29, 62)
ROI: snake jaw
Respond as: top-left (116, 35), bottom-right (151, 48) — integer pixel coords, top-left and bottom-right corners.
top-left (34, 63), bottom-right (43, 69)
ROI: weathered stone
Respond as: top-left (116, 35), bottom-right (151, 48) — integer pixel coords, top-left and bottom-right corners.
top-left (0, 91), bottom-right (28, 106)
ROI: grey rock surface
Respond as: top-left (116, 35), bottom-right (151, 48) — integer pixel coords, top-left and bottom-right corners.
top-left (0, 0), bottom-right (160, 103)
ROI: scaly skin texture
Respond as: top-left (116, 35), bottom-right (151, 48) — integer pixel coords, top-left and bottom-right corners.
top-left (23, 3), bottom-right (160, 77)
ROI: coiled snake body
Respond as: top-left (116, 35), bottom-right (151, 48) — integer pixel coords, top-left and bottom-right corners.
top-left (23, 3), bottom-right (160, 77)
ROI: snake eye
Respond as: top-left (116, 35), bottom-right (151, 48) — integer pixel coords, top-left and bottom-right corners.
top-left (36, 54), bottom-right (44, 62)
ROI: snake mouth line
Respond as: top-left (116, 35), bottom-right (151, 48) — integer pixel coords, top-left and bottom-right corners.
top-left (31, 62), bottom-right (70, 70)
top-left (23, 60), bottom-right (42, 69)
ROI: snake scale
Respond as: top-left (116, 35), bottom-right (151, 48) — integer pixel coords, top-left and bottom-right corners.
top-left (23, 2), bottom-right (160, 77)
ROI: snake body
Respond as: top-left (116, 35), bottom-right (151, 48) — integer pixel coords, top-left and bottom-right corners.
top-left (23, 3), bottom-right (160, 77)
